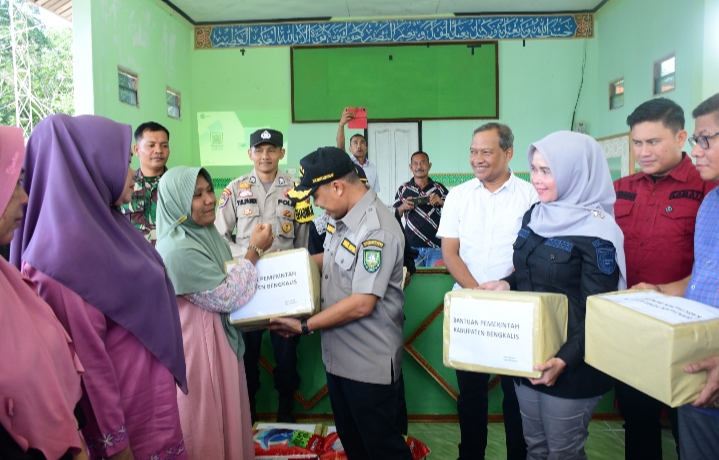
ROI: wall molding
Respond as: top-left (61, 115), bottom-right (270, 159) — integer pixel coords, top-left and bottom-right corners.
top-left (195, 14), bottom-right (593, 49)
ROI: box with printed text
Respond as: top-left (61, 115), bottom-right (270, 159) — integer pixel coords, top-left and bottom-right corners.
top-left (227, 248), bottom-right (320, 331)
top-left (586, 290), bottom-right (719, 407)
top-left (443, 290), bottom-right (568, 379)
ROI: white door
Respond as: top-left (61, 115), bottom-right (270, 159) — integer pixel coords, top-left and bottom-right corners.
top-left (367, 122), bottom-right (420, 207)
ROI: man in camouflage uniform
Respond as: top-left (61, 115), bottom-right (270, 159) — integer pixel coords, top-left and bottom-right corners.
top-left (215, 128), bottom-right (313, 423)
top-left (119, 122), bottom-right (170, 246)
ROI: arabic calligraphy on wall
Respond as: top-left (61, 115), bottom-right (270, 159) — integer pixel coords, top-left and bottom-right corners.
top-left (194, 14), bottom-right (593, 49)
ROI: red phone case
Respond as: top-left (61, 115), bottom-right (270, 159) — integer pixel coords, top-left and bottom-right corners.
top-left (348, 107), bottom-right (367, 129)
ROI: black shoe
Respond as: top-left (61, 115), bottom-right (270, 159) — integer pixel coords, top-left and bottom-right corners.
top-left (276, 399), bottom-right (296, 423)
top-left (250, 399), bottom-right (259, 425)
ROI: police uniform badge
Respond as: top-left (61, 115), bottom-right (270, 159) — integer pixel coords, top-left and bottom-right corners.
top-left (242, 208), bottom-right (253, 217)
top-left (261, 130), bottom-right (271, 140)
top-left (249, 176), bottom-right (257, 185)
top-left (593, 239), bottom-right (616, 275)
top-left (218, 188), bottom-right (231, 210)
top-left (239, 182), bottom-right (251, 189)
top-left (363, 250), bottom-right (381, 273)
top-left (278, 177), bottom-right (286, 185)
top-left (239, 189), bottom-right (253, 198)
top-left (282, 222), bottom-right (292, 233)
top-left (283, 210), bottom-right (293, 219)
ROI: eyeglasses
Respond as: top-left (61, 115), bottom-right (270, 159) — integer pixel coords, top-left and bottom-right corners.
top-left (688, 131), bottom-right (719, 149)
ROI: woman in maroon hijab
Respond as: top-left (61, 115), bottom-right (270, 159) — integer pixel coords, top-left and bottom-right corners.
top-left (12, 115), bottom-right (187, 460)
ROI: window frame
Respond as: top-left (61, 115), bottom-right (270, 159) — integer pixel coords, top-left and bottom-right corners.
top-left (118, 67), bottom-right (139, 108)
top-left (609, 78), bottom-right (624, 110)
top-left (653, 54), bottom-right (676, 96)
top-left (166, 87), bottom-right (181, 120)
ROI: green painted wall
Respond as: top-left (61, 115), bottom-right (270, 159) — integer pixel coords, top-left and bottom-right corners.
top-left (190, 38), bottom-right (594, 179)
top-left (73, 0), bottom-right (195, 169)
top-left (422, 38), bottom-right (596, 173)
top-left (190, 46), bottom-right (292, 181)
top-left (578, 0), bottom-right (718, 140)
top-left (702, 0), bottom-right (719, 101)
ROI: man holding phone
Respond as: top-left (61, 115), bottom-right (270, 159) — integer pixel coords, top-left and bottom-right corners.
top-left (338, 107), bottom-right (380, 193)
top-left (394, 151), bottom-right (449, 267)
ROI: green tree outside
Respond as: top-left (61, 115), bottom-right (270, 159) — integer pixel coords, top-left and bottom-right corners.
top-left (0, 0), bottom-right (74, 129)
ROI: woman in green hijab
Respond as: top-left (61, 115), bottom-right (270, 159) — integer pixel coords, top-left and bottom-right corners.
top-left (156, 166), bottom-right (273, 460)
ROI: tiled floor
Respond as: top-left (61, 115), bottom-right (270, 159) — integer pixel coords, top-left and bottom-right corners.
top-left (406, 421), bottom-right (680, 459)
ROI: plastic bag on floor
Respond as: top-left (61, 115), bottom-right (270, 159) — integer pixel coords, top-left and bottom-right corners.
top-left (253, 423), bottom-right (325, 459)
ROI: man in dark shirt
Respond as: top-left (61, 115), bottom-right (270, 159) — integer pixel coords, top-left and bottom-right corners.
top-left (614, 97), bottom-right (717, 460)
top-left (393, 151), bottom-right (449, 267)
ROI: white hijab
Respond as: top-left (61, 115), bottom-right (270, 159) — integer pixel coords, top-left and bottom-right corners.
top-left (527, 131), bottom-right (626, 289)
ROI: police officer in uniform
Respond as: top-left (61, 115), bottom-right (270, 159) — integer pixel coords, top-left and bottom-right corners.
top-left (215, 128), bottom-right (314, 423)
top-left (269, 147), bottom-right (413, 460)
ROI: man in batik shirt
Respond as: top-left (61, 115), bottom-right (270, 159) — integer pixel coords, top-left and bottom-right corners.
top-left (393, 151), bottom-right (449, 267)
top-left (119, 122), bottom-right (171, 246)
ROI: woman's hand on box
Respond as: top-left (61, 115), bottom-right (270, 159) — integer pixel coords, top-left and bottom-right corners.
top-left (267, 317), bottom-right (302, 338)
top-left (631, 282), bottom-right (660, 292)
top-left (632, 276), bottom-right (690, 297)
top-left (476, 280), bottom-right (510, 291)
top-left (685, 356), bottom-right (719, 408)
top-left (529, 357), bottom-right (567, 387)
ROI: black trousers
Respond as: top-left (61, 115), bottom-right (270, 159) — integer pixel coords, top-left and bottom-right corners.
top-left (326, 372), bottom-right (413, 460)
top-left (615, 381), bottom-right (680, 460)
top-left (456, 370), bottom-right (526, 460)
top-left (396, 372), bottom-right (408, 436)
top-left (243, 330), bottom-right (300, 401)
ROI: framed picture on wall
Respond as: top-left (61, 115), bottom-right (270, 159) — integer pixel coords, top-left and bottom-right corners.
top-left (596, 132), bottom-right (635, 179)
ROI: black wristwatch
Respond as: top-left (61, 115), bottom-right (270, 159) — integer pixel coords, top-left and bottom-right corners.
top-left (300, 318), bottom-right (314, 336)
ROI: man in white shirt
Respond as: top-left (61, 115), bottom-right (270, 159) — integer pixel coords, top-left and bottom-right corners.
top-left (437, 122), bottom-right (538, 460)
top-left (337, 107), bottom-right (380, 193)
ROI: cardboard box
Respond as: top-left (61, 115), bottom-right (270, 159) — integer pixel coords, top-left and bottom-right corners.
top-left (586, 290), bottom-right (719, 407)
top-left (227, 248), bottom-right (320, 331)
top-left (443, 290), bottom-right (568, 378)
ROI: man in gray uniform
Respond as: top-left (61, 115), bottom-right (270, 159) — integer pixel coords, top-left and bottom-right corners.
top-left (269, 147), bottom-right (412, 460)
top-left (215, 128), bottom-right (314, 423)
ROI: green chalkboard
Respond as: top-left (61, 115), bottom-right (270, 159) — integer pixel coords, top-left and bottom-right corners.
top-left (291, 42), bottom-right (498, 122)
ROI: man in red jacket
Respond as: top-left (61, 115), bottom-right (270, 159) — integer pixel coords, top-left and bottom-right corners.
top-left (614, 97), bottom-right (717, 460)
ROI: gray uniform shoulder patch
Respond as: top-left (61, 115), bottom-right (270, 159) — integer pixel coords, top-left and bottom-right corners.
top-left (364, 205), bottom-right (381, 230)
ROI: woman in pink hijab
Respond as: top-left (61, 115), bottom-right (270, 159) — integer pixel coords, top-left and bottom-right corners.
top-left (0, 125), bottom-right (87, 459)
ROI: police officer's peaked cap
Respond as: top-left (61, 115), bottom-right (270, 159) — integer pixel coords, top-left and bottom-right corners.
top-left (287, 147), bottom-right (356, 202)
top-left (250, 129), bottom-right (283, 147)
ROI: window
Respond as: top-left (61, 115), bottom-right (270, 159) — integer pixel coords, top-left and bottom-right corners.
top-left (609, 79), bottom-right (624, 110)
top-left (653, 55), bottom-right (675, 95)
top-left (167, 88), bottom-right (181, 119)
top-left (118, 68), bottom-right (139, 107)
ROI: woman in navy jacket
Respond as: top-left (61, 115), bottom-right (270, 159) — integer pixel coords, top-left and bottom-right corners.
top-left (481, 131), bottom-right (627, 460)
